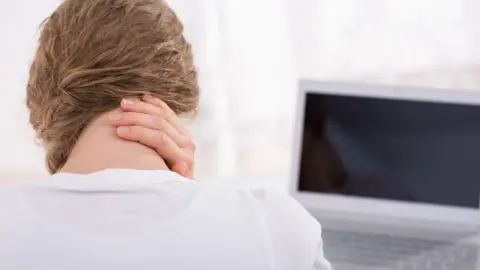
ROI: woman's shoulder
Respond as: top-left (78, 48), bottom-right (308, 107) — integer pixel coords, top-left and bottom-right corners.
top-left (201, 184), bottom-right (319, 225)
top-left (200, 185), bottom-right (322, 241)
top-left (201, 186), bottom-right (324, 268)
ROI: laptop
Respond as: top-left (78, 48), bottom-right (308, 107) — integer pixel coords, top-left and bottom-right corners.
top-left (290, 80), bottom-right (480, 270)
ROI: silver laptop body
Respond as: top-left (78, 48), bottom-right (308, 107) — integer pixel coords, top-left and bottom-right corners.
top-left (290, 80), bottom-right (480, 270)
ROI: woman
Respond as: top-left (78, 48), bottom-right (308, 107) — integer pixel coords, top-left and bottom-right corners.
top-left (0, 0), bottom-right (331, 269)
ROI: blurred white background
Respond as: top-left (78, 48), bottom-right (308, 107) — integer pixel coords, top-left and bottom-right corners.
top-left (1, 0), bottom-right (480, 187)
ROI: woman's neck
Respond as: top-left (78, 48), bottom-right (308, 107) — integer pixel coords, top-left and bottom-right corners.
top-left (59, 111), bottom-right (169, 174)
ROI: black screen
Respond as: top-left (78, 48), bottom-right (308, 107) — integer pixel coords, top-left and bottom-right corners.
top-left (298, 92), bottom-right (480, 208)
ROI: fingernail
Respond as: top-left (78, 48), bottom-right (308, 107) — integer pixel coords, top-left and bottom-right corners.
top-left (122, 99), bottom-right (134, 105)
top-left (143, 94), bottom-right (154, 100)
top-left (181, 163), bottom-right (188, 175)
top-left (108, 113), bottom-right (121, 121)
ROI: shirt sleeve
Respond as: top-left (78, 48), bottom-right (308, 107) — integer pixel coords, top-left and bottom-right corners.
top-left (313, 227), bottom-right (333, 270)
top-left (252, 189), bottom-right (333, 270)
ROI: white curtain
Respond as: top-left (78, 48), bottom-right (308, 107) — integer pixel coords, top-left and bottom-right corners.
top-left (169, 0), bottom-right (480, 183)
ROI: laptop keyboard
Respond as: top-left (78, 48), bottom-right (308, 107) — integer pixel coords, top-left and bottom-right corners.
top-left (322, 229), bottom-right (478, 270)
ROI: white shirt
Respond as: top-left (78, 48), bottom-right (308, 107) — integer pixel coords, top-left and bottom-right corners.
top-left (0, 169), bottom-right (331, 270)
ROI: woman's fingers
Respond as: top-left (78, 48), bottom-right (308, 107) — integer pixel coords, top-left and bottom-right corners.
top-left (171, 162), bottom-right (192, 179)
top-left (119, 97), bottom-right (194, 151)
top-left (120, 98), bottom-right (163, 119)
top-left (141, 95), bottom-right (191, 137)
top-left (116, 126), bottom-right (193, 176)
top-left (120, 96), bottom-right (189, 137)
top-left (113, 97), bottom-right (196, 178)
top-left (109, 111), bottom-right (192, 149)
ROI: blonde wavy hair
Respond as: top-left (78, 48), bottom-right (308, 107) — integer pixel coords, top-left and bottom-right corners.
top-left (26, 0), bottom-right (199, 173)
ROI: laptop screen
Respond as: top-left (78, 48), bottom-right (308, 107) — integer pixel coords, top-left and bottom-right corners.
top-left (298, 92), bottom-right (480, 209)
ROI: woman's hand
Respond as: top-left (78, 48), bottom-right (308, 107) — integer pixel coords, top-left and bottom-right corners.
top-left (109, 95), bottom-right (195, 178)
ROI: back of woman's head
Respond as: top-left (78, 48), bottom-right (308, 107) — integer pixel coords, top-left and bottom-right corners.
top-left (27, 0), bottom-right (199, 174)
